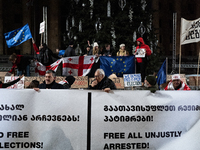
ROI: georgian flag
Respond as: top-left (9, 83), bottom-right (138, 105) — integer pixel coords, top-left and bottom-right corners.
top-left (62, 55), bottom-right (95, 76)
top-left (35, 59), bottom-right (62, 76)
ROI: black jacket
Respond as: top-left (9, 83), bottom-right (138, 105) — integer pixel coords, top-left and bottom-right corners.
top-left (63, 46), bottom-right (75, 57)
top-left (39, 48), bottom-right (59, 66)
top-left (38, 80), bottom-right (64, 89)
top-left (17, 56), bottom-right (33, 71)
top-left (89, 76), bottom-right (116, 90)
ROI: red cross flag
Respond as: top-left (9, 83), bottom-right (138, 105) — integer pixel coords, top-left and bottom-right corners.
top-left (62, 55), bottom-right (95, 76)
top-left (35, 59), bottom-right (62, 76)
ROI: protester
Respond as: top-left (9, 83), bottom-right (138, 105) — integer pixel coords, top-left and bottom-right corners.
top-left (26, 80), bottom-right (39, 88)
top-left (0, 75), bottom-right (24, 88)
top-left (8, 53), bottom-right (34, 76)
top-left (164, 74), bottom-right (191, 90)
top-left (59, 75), bottom-right (76, 89)
top-left (38, 43), bottom-right (60, 66)
top-left (103, 43), bottom-right (113, 56)
top-left (89, 69), bottom-right (116, 93)
top-left (144, 75), bottom-right (158, 93)
top-left (134, 37), bottom-right (152, 85)
top-left (34, 70), bottom-right (64, 90)
top-left (92, 42), bottom-right (100, 56)
top-left (116, 44), bottom-right (129, 56)
top-left (84, 45), bottom-right (93, 56)
top-left (63, 40), bottom-right (76, 57)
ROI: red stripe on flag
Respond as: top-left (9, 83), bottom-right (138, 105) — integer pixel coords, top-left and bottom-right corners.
top-left (78, 56), bottom-right (84, 76)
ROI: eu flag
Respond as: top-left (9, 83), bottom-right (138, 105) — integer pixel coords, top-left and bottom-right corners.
top-left (156, 60), bottom-right (166, 85)
top-left (100, 56), bottom-right (135, 77)
top-left (4, 24), bottom-right (32, 48)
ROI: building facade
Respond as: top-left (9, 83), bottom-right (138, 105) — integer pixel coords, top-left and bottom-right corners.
top-left (0, 0), bottom-right (200, 73)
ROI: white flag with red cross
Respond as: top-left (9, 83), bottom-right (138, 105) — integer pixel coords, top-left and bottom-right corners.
top-left (62, 55), bottom-right (95, 76)
top-left (35, 59), bottom-right (62, 76)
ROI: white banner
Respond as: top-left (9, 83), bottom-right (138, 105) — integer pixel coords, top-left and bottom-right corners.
top-left (91, 90), bottom-right (200, 150)
top-left (1, 90), bottom-right (200, 150)
top-left (181, 17), bottom-right (200, 45)
top-left (0, 90), bottom-right (87, 150)
top-left (4, 76), bottom-right (24, 89)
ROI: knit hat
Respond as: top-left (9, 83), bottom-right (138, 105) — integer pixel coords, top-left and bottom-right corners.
top-left (120, 44), bottom-right (125, 48)
top-left (172, 74), bottom-right (181, 81)
top-left (65, 75), bottom-right (75, 86)
top-left (146, 75), bottom-right (156, 86)
top-left (93, 42), bottom-right (99, 47)
top-left (69, 40), bottom-right (74, 45)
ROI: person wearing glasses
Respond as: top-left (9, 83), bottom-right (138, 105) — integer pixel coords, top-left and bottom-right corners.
top-left (89, 69), bottom-right (116, 93)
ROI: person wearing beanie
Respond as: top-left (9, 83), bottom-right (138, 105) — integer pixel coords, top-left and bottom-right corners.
top-left (144, 75), bottom-right (158, 93)
top-left (92, 42), bottom-right (100, 56)
top-left (59, 75), bottom-right (75, 89)
top-left (63, 40), bottom-right (76, 57)
top-left (164, 74), bottom-right (190, 90)
top-left (134, 37), bottom-right (152, 85)
top-left (116, 43), bottom-right (129, 56)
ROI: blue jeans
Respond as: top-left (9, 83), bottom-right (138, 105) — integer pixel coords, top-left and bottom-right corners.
top-left (17, 65), bottom-right (30, 76)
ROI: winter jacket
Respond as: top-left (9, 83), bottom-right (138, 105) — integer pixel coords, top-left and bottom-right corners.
top-left (38, 48), bottom-right (59, 66)
top-left (63, 46), bottom-right (76, 57)
top-left (89, 76), bottom-right (116, 90)
top-left (135, 37), bottom-right (151, 63)
top-left (164, 80), bottom-right (191, 90)
top-left (38, 80), bottom-right (64, 89)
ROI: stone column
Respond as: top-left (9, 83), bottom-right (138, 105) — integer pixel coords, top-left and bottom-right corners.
top-left (48, 0), bottom-right (60, 52)
top-left (22, 0), bottom-right (32, 54)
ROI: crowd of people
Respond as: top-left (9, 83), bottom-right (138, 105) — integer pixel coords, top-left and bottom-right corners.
top-left (0, 37), bottom-right (191, 92)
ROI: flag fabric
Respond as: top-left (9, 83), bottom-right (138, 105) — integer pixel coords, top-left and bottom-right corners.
top-left (35, 59), bottom-right (62, 76)
top-left (62, 55), bottom-right (96, 76)
top-left (156, 60), bottom-right (166, 85)
top-left (4, 24), bottom-right (32, 48)
top-left (181, 17), bottom-right (200, 45)
top-left (100, 56), bottom-right (135, 77)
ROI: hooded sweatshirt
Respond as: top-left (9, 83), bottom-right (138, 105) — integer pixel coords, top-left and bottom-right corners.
top-left (135, 37), bottom-right (152, 63)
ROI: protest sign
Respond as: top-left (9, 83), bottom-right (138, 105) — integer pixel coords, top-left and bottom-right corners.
top-left (123, 74), bottom-right (141, 87)
top-left (1, 90), bottom-right (200, 150)
top-left (90, 90), bottom-right (200, 150)
top-left (0, 90), bottom-right (87, 149)
top-left (4, 76), bottom-right (24, 89)
top-left (39, 21), bottom-right (45, 34)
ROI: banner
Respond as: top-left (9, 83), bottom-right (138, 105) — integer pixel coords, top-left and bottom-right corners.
top-left (4, 76), bottom-right (24, 89)
top-left (91, 91), bottom-right (200, 150)
top-left (0, 90), bottom-right (87, 150)
top-left (181, 17), bottom-right (200, 45)
top-left (62, 56), bottom-right (95, 76)
top-left (1, 90), bottom-right (200, 149)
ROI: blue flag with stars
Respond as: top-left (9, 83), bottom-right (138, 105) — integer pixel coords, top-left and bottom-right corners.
top-left (156, 59), bottom-right (166, 85)
top-left (100, 56), bottom-right (135, 77)
top-left (4, 23), bottom-right (32, 48)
